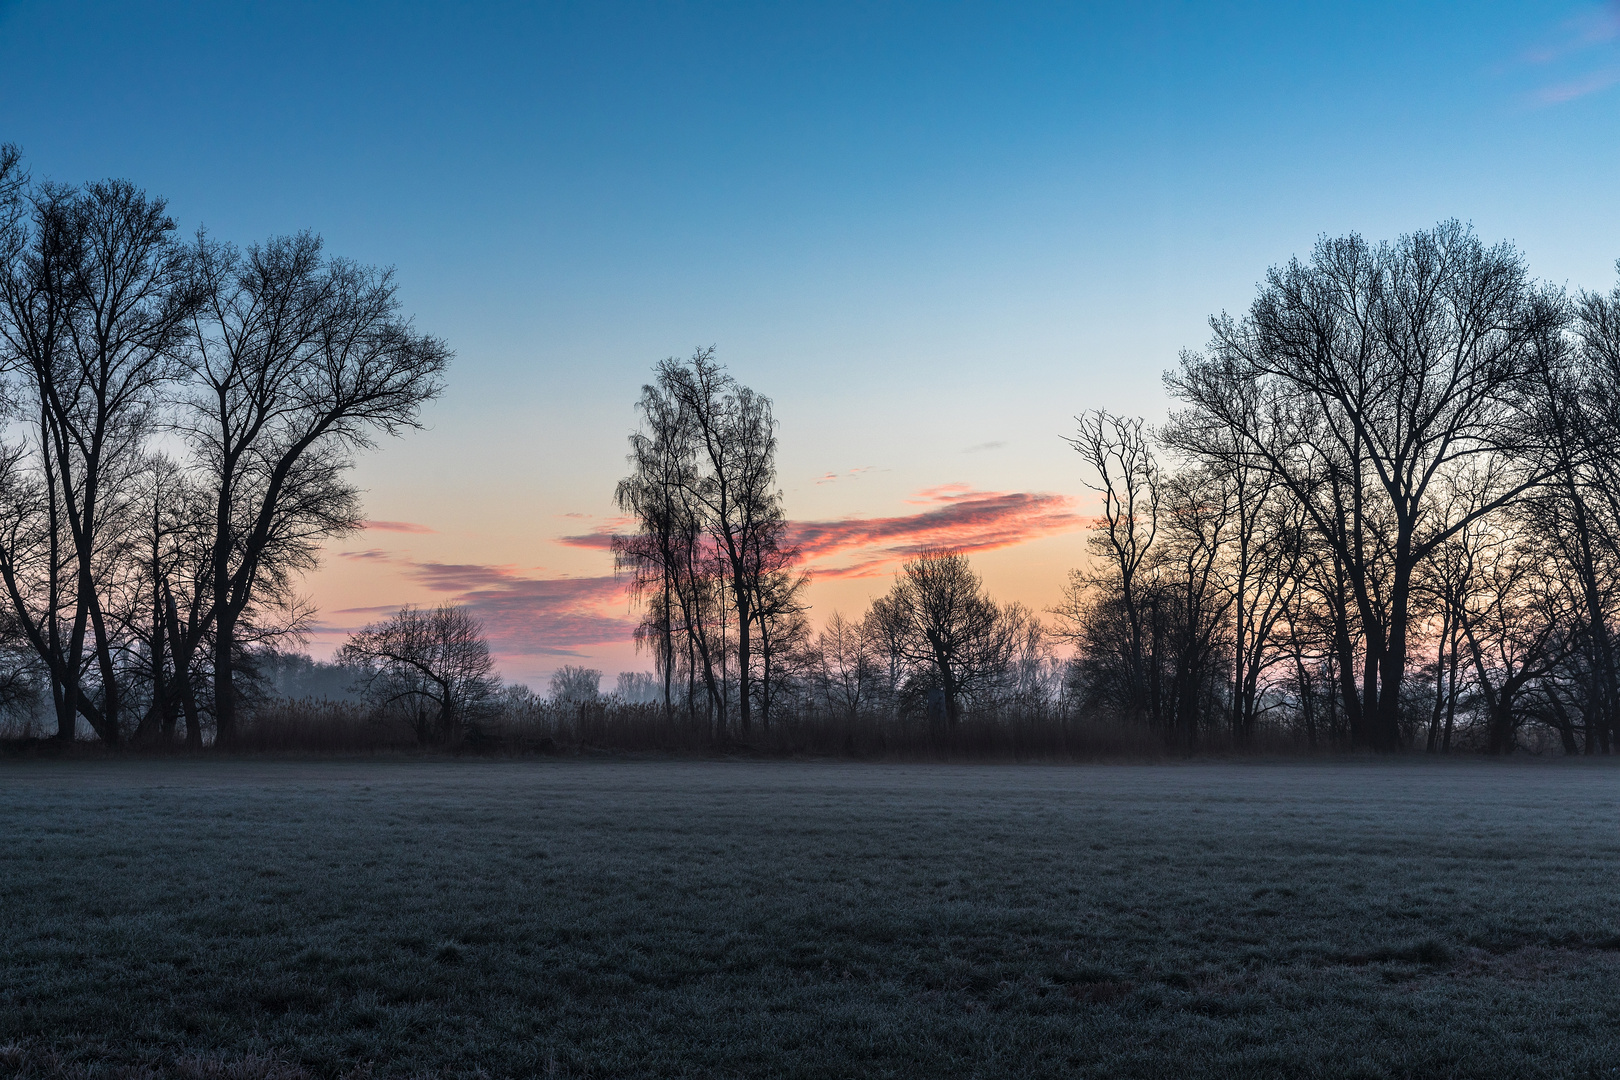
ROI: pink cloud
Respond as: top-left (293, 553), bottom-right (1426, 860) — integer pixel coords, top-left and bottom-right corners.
top-left (558, 487), bottom-right (1082, 580)
top-left (327, 487), bottom-right (1083, 663)
top-left (1536, 65), bottom-right (1620, 103)
top-left (790, 488), bottom-right (1083, 578)
top-left (338, 548), bottom-right (394, 561)
top-left (331, 550), bottom-right (634, 657)
top-left (362, 520), bottom-right (435, 534)
top-left (1521, 2), bottom-right (1620, 104)
top-left (425, 571), bottom-right (632, 657)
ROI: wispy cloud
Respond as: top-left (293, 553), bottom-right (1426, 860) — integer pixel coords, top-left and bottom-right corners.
top-left (362, 520), bottom-right (435, 534)
top-left (332, 603), bottom-right (408, 616)
top-left (1521, 2), bottom-right (1620, 105)
top-left (332, 549), bottom-right (633, 656)
top-left (410, 563), bottom-right (631, 656)
top-left (963, 441), bottom-right (1007, 454)
top-left (1536, 65), bottom-right (1620, 103)
top-left (814, 466), bottom-right (881, 484)
top-left (560, 486), bottom-right (1083, 581)
top-left (789, 486), bottom-right (1083, 578)
top-left (557, 520), bottom-right (626, 551)
top-left (330, 486), bottom-right (1082, 665)
top-left (1524, 2), bottom-right (1620, 63)
top-left (338, 548), bottom-right (395, 561)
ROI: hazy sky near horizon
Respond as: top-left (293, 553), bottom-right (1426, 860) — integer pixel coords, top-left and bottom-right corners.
top-left (3, 1), bottom-right (1619, 687)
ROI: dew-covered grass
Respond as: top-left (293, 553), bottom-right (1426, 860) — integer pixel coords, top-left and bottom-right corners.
top-left (2, 758), bottom-right (1619, 1078)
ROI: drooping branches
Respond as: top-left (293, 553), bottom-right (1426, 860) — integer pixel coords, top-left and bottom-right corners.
top-left (613, 349), bottom-right (800, 737)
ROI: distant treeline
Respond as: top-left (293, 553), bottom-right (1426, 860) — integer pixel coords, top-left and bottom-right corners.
top-left (609, 223), bottom-right (1620, 755)
top-left (0, 145), bottom-right (448, 747)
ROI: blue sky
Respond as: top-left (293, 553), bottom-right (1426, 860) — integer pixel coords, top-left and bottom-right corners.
top-left (2, 1), bottom-right (1618, 684)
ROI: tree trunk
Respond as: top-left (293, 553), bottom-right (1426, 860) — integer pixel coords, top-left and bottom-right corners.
top-left (214, 612), bottom-right (237, 748)
top-left (734, 588), bottom-right (752, 734)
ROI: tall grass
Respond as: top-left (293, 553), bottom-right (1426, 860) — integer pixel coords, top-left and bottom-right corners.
top-left (229, 696), bottom-right (1308, 759)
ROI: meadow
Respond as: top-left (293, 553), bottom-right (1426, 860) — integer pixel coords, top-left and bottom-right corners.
top-left (2, 758), bottom-right (1619, 1079)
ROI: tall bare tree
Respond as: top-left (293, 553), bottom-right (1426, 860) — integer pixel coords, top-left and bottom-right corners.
top-left (615, 370), bottom-right (703, 721)
top-left (0, 178), bottom-right (198, 741)
top-left (657, 349), bottom-right (784, 734)
top-left (615, 349), bottom-right (791, 739)
top-left (1057, 411), bottom-right (1161, 723)
top-left (1169, 222), bottom-right (1558, 750)
top-left (182, 233), bottom-right (448, 746)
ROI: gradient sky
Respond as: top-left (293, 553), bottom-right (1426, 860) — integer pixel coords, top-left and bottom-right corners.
top-left (3, 1), bottom-right (1618, 686)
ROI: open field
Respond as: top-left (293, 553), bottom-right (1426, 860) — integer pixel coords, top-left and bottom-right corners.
top-left (3, 760), bottom-right (1620, 1078)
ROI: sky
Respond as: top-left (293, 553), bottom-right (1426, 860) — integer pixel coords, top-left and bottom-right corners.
top-left (2, 1), bottom-right (1618, 688)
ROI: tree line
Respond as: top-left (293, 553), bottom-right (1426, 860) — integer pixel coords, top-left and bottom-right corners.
top-left (8, 142), bottom-right (1614, 759)
top-left (616, 223), bottom-right (1620, 754)
top-left (1065, 221), bottom-right (1620, 753)
top-left (0, 146), bottom-right (448, 746)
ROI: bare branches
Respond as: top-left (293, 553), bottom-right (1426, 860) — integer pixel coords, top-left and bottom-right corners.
top-left (0, 153), bottom-right (449, 747)
top-left (341, 603), bottom-right (496, 745)
top-left (1163, 222), bottom-right (1555, 750)
top-left (180, 230), bottom-right (448, 746)
top-left (613, 350), bottom-right (794, 736)
top-left (870, 549), bottom-right (1018, 726)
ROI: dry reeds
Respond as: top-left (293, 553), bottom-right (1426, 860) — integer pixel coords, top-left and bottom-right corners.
top-left (228, 696), bottom-right (1307, 760)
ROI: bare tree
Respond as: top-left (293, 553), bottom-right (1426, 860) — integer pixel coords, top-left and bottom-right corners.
top-left (341, 603), bottom-right (496, 744)
top-left (862, 594), bottom-right (909, 719)
top-left (1163, 382), bottom-right (1302, 743)
top-left (1060, 411), bottom-right (1161, 724)
top-left (1169, 222), bottom-right (1557, 750)
top-left (0, 178), bottom-right (199, 742)
top-left (182, 233), bottom-right (449, 746)
top-left (813, 611), bottom-right (877, 720)
top-left (123, 455), bottom-right (198, 745)
top-left (549, 665), bottom-right (602, 704)
top-left (871, 549), bottom-right (1015, 725)
top-left (1154, 465), bottom-right (1237, 745)
top-left (1545, 262), bottom-right (1620, 751)
top-left (748, 523), bottom-right (810, 728)
top-left (614, 349), bottom-right (791, 739)
top-left (1444, 517), bottom-right (1574, 754)
top-left (615, 370), bottom-right (707, 721)
top-left (657, 350), bottom-right (786, 734)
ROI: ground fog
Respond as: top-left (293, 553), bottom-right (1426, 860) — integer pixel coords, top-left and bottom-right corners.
top-left (2, 760), bottom-right (1619, 1078)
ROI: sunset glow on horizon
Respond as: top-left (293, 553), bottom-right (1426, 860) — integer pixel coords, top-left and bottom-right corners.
top-left (7, 1), bottom-right (1619, 688)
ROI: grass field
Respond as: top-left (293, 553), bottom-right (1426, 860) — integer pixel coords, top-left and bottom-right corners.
top-left (3, 759), bottom-right (1620, 1078)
